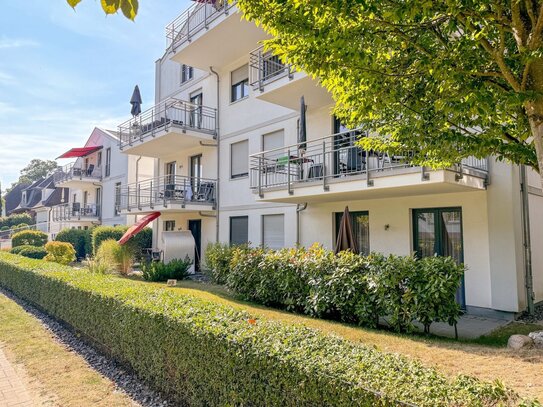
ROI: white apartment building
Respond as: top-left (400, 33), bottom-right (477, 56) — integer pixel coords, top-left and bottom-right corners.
top-left (116, 1), bottom-right (543, 318)
top-left (53, 127), bottom-right (153, 232)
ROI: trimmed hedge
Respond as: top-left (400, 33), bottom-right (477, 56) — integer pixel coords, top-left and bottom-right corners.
top-left (0, 213), bottom-right (34, 229)
top-left (55, 228), bottom-right (92, 260)
top-left (10, 245), bottom-right (47, 259)
top-left (204, 242), bottom-right (239, 284)
top-left (11, 230), bottom-right (48, 248)
top-left (91, 226), bottom-right (152, 259)
top-left (0, 253), bottom-right (530, 406)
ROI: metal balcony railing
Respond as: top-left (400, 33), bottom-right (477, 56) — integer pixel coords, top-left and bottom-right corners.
top-left (118, 98), bottom-right (217, 149)
top-left (249, 45), bottom-right (294, 91)
top-left (166, 0), bottom-right (237, 52)
top-left (118, 175), bottom-right (217, 211)
top-left (54, 162), bottom-right (102, 184)
top-left (249, 128), bottom-right (490, 195)
top-left (52, 203), bottom-right (101, 222)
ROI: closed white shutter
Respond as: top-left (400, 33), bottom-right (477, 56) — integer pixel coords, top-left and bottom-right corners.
top-left (231, 140), bottom-right (249, 178)
top-left (262, 130), bottom-right (284, 151)
top-left (262, 214), bottom-right (284, 249)
top-left (231, 64), bottom-right (248, 85)
top-left (230, 216), bottom-right (249, 245)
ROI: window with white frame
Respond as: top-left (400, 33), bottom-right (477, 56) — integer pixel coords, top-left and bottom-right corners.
top-left (231, 64), bottom-right (249, 102)
top-left (262, 214), bottom-right (284, 249)
top-left (181, 64), bottom-right (193, 84)
top-left (164, 220), bottom-right (176, 231)
top-left (230, 140), bottom-right (249, 179)
top-left (262, 130), bottom-right (284, 152)
top-left (230, 216), bottom-right (249, 245)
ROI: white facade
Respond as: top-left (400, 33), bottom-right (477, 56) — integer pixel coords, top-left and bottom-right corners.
top-left (115, 2), bottom-right (543, 317)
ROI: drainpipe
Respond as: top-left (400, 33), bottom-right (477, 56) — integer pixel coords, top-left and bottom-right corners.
top-left (520, 164), bottom-right (535, 315)
top-left (135, 156), bottom-right (142, 182)
top-left (296, 203), bottom-right (308, 246)
top-left (210, 66), bottom-right (220, 243)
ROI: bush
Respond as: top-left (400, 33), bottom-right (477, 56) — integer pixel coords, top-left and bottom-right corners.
top-left (14, 223), bottom-right (28, 230)
top-left (11, 230), bottom-right (48, 248)
top-left (142, 257), bottom-right (191, 282)
top-left (55, 228), bottom-right (93, 260)
top-left (204, 242), bottom-right (237, 284)
top-left (92, 226), bottom-right (152, 260)
top-left (96, 239), bottom-right (134, 276)
top-left (0, 252), bottom-right (524, 406)
top-left (0, 213), bottom-right (34, 229)
top-left (44, 241), bottom-right (76, 265)
top-left (10, 245), bottom-right (47, 259)
top-left (227, 245), bottom-right (464, 333)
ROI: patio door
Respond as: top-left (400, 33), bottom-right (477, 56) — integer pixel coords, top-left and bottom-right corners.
top-left (333, 118), bottom-right (364, 176)
top-left (190, 154), bottom-right (202, 200)
top-left (190, 92), bottom-right (202, 128)
top-left (412, 207), bottom-right (465, 308)
top-left (334, 210), bottom-right (370, 255)
top-left (188, 220), bottom-right (202, 272)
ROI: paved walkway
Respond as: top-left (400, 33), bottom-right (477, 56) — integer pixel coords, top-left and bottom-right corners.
top-left (417, 314), bottom-right (510, 339)
top-left (0, 347), bottom-right (33, 407)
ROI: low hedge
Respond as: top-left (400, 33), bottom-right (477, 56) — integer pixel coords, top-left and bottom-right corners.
top-left (11, 230), bottom-right (48, 248)
top-left (55, 228), bottom-right (92, 260)
top-left (10, 245), bottom-right (47, 259)
top-left (91, 225), bottom-right (152, 259)
top-left (0, 252), bottom-right (529, 406)
top-left (0, 213), bottom-right (34, 229)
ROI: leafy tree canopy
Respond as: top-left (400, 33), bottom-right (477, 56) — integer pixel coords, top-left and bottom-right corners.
top-left (66, 0), bottom-right (138, 20)
top-left (18, 159), bottom-right (58, 185)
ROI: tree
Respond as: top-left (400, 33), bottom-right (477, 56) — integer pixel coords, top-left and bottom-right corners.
top-left (18, 159), bottom-right (58, 185)
top-left (66, 0), bottom-right (138, 20)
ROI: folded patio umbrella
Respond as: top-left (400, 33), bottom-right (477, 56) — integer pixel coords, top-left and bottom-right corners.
top-left (334, 206), bottom-right (358, 254)
top-left (298, 96), bottom-right (307, 151)
top-left (130, 85), bottom-right (142, 117)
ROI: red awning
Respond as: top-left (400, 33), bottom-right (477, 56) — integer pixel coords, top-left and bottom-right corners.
top-left (118, 212), bottom-right (161, 245)
top-left (57, 146), bottom-right (102, 159)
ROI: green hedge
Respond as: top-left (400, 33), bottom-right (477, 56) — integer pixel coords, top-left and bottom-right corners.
top-left (10, 245), bottom-right (47, 259)
top-left (55, 228), bottom-right (93, 260)
top-left (0, 213), bottom-right (34, 229)
top-left (91, 226), bottom-right (152, 259)
top-left (11, 230), bottom-right (48, 248)
top-left (216, 244), bottom-right (464, 333)
top-left (0, 253), bottom-right (529, 406)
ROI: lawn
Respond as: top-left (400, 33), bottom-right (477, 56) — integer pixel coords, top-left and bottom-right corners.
top-left (0, 291), bottom-right (137, 407)
top-left (138, 278), bottom-right (543, 402)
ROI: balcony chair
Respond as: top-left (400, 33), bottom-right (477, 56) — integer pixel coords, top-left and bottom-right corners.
top-left (86, 164), bottom-right (95, 176)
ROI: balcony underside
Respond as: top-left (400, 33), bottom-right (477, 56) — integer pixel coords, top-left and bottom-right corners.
top-left (170, 12), bottom-right (269, 69)
top-left (121, 201), bottom-right (215, 215)
top-left (255, 72), bottom-right (332, 111)
top-left (55, 178), bottom-right (101, 189)
top-left (120, 126), bottom-right (216, 158)
top-left (254, 168), bottom-right (487, 204)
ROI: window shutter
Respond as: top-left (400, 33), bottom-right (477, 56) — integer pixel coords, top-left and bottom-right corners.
top-left (262, 130), bottom-right (284, 151)
top-left (231, 64), bottom-right (248, 85)
top-left (231, 140), bottom-right (249, 178)
top-left (230, 216), bottom-right (248, 245)
top-left (262, 214), bottom-right (284, 249)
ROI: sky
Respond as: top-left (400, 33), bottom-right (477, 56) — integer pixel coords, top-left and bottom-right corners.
top-left (0, 0), bottom-right (191, 189)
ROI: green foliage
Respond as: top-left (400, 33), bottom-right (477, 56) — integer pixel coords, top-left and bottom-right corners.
top-left (14, 223), bottom-right (28, 230)
top-left (96, 239), bottom-right (134, 276)
top-left (85, 256), bottom-right (111, 275)
top-left (0, 252), bottom-right (527, 406)
top-left (18, 159), bottom-right (58, 185)
top-left (67, 0), bottom-right (139, 20)
top-left (141, 258), bottom-right (191, 282)
top-left (44, 241), bottom-right (76, 265)
top-left (0, 214), bottom-right (34, 229)
top-left (227, 245), bottom-right (464, 333)
top-left (10, 245), bottom-right (47, 260)
top-left (55, 228), bottom-right (93, 260)
top-left (91, 225), bottom-right (151, 261)
top-left (204, 242), bottom-right (239, 284)
top-left (11, 230), bottom-right (48, 248)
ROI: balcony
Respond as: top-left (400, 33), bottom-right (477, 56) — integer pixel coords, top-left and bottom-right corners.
top-left (249, 46), bottom-right (332, 110)
top-left (52, 203), bottom-right (101, 222)
top-left (166, 0), bottom-right (269, 69)
top-left (249, 129), bottom-right (489, 203)
top-left (118, 99), bottom-right (217, 157)
top-left (53, 162), bottom-right (102, 188)
top-left (118, 175), bottom-right (217, 214)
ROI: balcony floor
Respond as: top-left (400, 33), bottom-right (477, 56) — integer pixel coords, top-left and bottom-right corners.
top-left (121, 201), bottom-right (215, 215)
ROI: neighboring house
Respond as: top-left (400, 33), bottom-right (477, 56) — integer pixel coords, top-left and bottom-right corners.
top-left (3, 183), bottom-right (30, 216)
top-left (116, 1), bottom-right (543, 319)
top-left (53, 127), bottom-right (153, 231)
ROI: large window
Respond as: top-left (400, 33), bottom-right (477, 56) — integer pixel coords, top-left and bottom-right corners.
top-left (262, 214), bottom-right (284, 249)
top-left (334, 211), bottom-right (370, 255)
top-left (231, 64), bottom-right (249, 102)
top-left (181, 64), bottom-right (193, 83)
top-left (230, 216), bottom-right (249, 245)
top-left (230, 140), bottom-right (249, 179)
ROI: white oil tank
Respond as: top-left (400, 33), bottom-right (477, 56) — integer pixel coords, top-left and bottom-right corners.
top-left (161, 230), bottom-right (196, 273)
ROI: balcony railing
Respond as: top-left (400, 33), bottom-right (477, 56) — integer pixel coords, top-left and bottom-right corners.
top-left (52, 203), bottom-right (101, 222)
top-left (249, 45), bottom-right (294, 90)
top-left (54, 162), bottom-right (102, 184)
top-left (118, 98), bottom-right (217, 149)
top-left (249, 128), bottom-right (489, 195)
top-left (118, 175), bottom-right (217, 211)
top-left (166, 0), bottom-right (237, 51)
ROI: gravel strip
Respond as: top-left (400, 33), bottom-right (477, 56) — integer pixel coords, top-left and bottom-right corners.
top-left (518, 302), bottom-right (543, 325)
top-left (0, 286), bottom-right (173, 407)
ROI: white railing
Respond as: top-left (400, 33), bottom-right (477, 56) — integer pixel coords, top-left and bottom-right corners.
top-left (52, 203), bottom-right (101, 222)
top-left (166, 0), bottom-right (237, 51)
top-left (53, 162), bottom-right (102, 184)
top-left (118, 98), bottom-right (217, 149)
top-left (0, 223), bottom-right (40, 240)
top-left (249, 128), bottom-right (490, 195)
top-left (249, 45), bottom-right (294, 90)
top-left (118, 175), bottom-right (217, 211)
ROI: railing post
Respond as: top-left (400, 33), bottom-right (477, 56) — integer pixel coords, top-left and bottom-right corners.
top-left (287, 148), bottom-right (293, 195)
top-left (258, 156), bottom-right (263, 198)
top-left (137, 183), bottom-right (141, 210)
top-left (322, 141), bottom-right (329, 191)
top-left (204, 1), bottom-right (208, 29)
top-left (183, 177), bottom-right (187, 208)
top-left (149, 180), bottom-right (154, 209)
top-left (258, 48), bottom-right (264, 91)
top-left (421, 166), bottom-right (429, 181)
top-left (187, 8), bottom-right (191, 42)
top-left (127, 186), bottom-right (131, 211)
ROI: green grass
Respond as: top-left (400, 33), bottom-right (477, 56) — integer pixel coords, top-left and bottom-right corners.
top-left (473, 322), bottom-right (543, 347)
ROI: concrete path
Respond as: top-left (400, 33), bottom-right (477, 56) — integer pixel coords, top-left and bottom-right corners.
top-left (422, 314), bottom-right (509, 339)
top-left (0, 347), bottom-right (33, 407)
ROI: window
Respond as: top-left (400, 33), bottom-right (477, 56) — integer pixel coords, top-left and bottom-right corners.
top-left (97, 151), bottom-right (102, 168)
top-left (334, 211), bottom-right (370, 255)
top-left (190, 92), bottom-right (203, 128)
top-left (262, 214), bottom-right (284, 249)
top-left (114, 182), bottom-right (121, 216)
top-left (164, 220), bottom-right (176, 231)
top-left (231, 64), bottom-right (249, 102)
top-left (105, 148), bottom-right (111, 177)
top-left (165, 161), bottom-right (176, 185)
top-left (262, 130), bottom-right (284, 151)
top-left (181, 64), bottom-right (194, 83)
top-left (230, 216), bottom-right (248, 245)
top-left (230, 140), bottom-right (249, 179)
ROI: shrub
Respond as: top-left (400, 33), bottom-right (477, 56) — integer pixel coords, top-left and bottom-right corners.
top-left (14, 223), bottom-right (28, 230)
top-left (204, 242), bottom-right (236, 284)
top-left (85, 257), bottom-right (110, 274)
top-left (0, 226), bottom-right (9, 231)
top-left (0, 252), bottom-right (524, 406)
top-left (11, 230), bottom-right (48, 248)
top-left (55, 228), bottom-right (93, 260)
top-left (92, 226), bottom-right (152, 260)
top-left (96, 239), bottom-right (134, 276)
top-left (44, 241), bottom-right (76, 265)
top-left (0, 213), bottom-right (34, 229)
top-left (10, 245), bottom-right (47, 259)
top-left (142, 257), bottom-right (191, 282)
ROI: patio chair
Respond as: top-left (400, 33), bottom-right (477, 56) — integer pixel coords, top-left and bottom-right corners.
top-left (86, 164), bottom-right (95, 176)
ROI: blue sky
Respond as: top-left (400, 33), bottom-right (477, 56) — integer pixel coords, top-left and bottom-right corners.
top-left (0, 0), bottom-right (191, 189)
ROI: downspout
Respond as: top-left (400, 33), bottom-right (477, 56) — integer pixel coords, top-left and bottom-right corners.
top-left (210, 66), bottom-right (220, 243)
top-left (134, 156), bottom-right (142, 225)
top-left (520, 164), bottom-right (535, 315)
top-left (296, 203), bottom-right (308, 246)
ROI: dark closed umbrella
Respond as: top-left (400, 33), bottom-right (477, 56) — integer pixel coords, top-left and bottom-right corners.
top-left (130, 85), bottom-right (142, 117)
top-left (298, 96), bottom-right (307, 151)
top-left (335, 206), bottom-right (358, 254)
